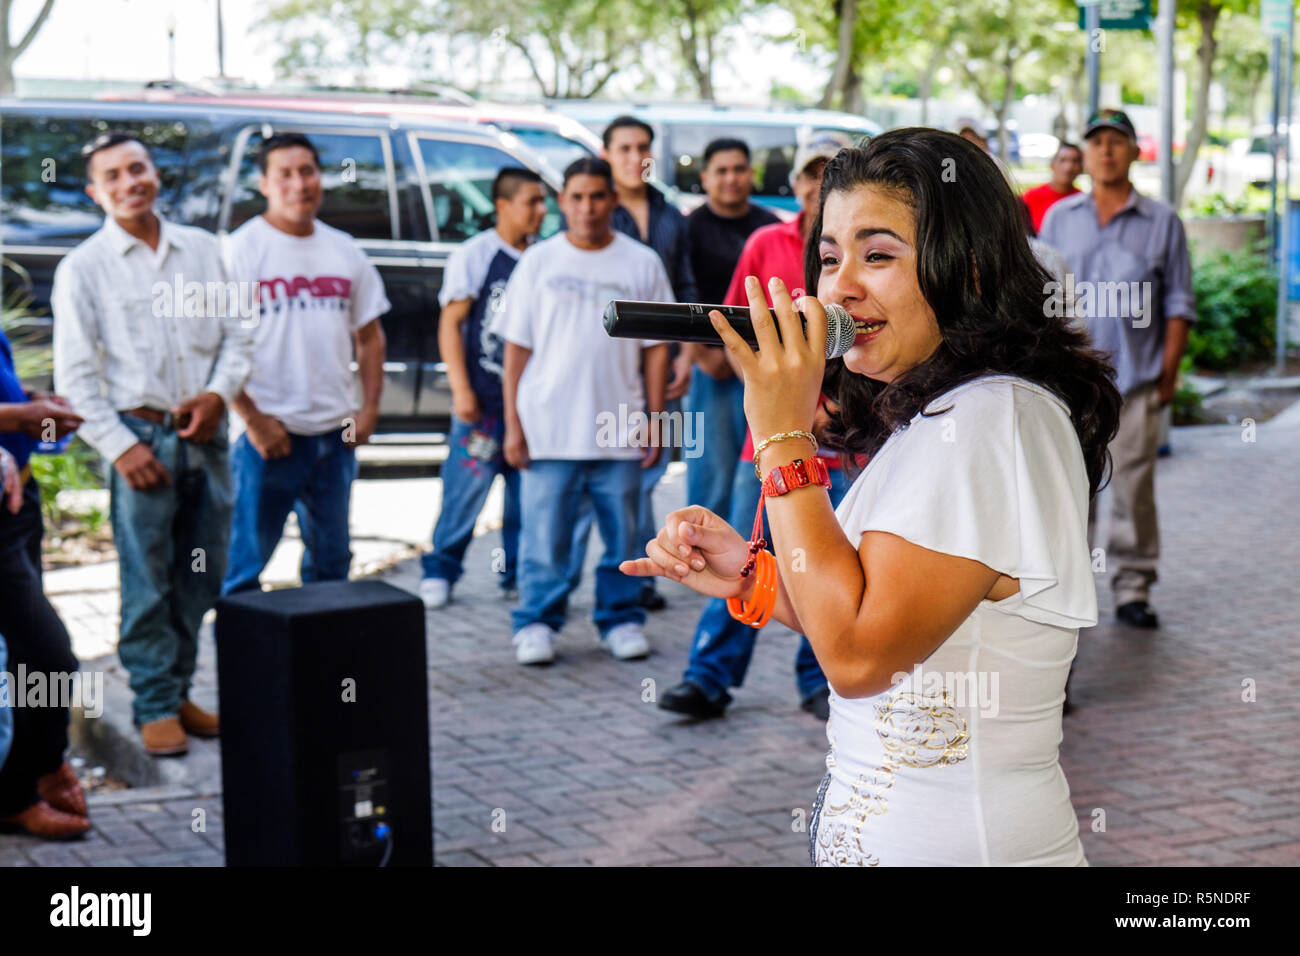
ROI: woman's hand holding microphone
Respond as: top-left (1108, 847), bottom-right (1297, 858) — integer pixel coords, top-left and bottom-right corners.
top-left (620, 275), bottom-right (832, 602)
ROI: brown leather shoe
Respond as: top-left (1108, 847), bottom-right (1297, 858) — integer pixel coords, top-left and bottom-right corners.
top-left (37, 762), bottom-right (87, 817)
top-left (0, 801), bottom-right (92, 840)
top-left (177, 700), bottom-right (219, 738)
top-left (141, 716), bottom-right (189, 756)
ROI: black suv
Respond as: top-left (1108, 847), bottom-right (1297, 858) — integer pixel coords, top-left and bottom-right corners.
top-left (0, 98), bottom-right (571, 434)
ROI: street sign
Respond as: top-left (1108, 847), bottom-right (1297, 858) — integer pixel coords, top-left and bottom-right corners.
top-left (1262, 0), bottom-right (1293, 37)
top-left (1077, 0), bottom-right (1152, 31)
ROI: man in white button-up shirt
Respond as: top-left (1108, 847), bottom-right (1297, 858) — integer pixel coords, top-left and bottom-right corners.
top-left (52, 132), bottom-right (254, 757)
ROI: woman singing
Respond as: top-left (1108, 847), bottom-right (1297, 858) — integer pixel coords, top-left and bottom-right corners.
top-left (621, 128), bottom-right (1121, 866)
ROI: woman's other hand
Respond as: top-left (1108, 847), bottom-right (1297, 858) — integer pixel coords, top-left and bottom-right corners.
top-left (619, 505), bottom-right (754, 601)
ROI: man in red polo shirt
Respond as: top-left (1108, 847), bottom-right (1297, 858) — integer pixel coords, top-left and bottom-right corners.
top-left (1022, 141), bottom-right (1083, 233)
top-left (658, 134), bottom-right (853, 722)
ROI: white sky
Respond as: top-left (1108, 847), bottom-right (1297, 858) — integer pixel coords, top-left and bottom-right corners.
top-left (10, 0), bottom-right (829, 103)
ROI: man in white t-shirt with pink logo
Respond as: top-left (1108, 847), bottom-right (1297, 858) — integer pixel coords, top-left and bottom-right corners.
top-left (220, 132), bottom-right (390, 595)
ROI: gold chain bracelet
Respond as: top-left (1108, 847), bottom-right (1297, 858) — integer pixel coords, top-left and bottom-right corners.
top-left (752, 429), bottom-right (818, 479)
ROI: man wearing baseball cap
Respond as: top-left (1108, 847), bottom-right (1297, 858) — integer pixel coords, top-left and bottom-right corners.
top-left (1040, 108), bottom-right (1195, 633)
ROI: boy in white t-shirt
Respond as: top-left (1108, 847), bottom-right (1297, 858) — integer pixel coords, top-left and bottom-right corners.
top-left (220, 133), bottom-right (390, 595)
top-left (495, 157), bottom-right (671, 666)
top-left (418, 168), bottom-right (547, 609)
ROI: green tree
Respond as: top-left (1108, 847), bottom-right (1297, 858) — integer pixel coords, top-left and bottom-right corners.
top-left (0, 0), bottom-right (54, 95)
top-left (255, 0), bottom-right (438, 85)
top-left (949, 0), bottom-right (1078, 159)
top-left (664, 0), bottom-right (754, 100)
top-left (1172, 0), bottom-right (1254, 206)
top-left (777, 0), bottom-right (943, 114)
top-left (1216, 10), bottom-right (1270, 128)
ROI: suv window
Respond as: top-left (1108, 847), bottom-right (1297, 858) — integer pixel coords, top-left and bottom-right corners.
top-left (228, 128), bottom-right (394, 238)
top-left (668, 122), bottom-right (868, 199)
top-left (415, 136), bottom-right (560, 242)
top-left (496, 126), bottom-right (592, 175)
top-left (668, 123), bottom-right (801, 199)
top-left (0, 114), bottom-right (190, 245)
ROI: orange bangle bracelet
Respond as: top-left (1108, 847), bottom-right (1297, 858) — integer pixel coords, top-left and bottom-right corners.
top-left (748, 551), bottom-right (777, 627)
top-left (728, 549), bottom-right (777, 627)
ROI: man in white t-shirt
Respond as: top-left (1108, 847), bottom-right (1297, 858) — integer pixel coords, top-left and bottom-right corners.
top-left (221, 133), bottom-right (390, 595)
top-left (418, 167), bottom-right (547, 609)
top-left (496, 157), bottom-right (671, 666)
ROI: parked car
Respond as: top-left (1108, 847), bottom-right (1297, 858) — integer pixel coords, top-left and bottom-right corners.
top-left (1235, 124), bottom-right (1300, 188)
top-left (985, 121), bottom-right (1021, 165)
top-left (1018, 132), bottom-right (1060, 163)
top-left (97, 84), bottom-right (686, 207)
top-left (546, 101), bottom-right (881, 213)
top-left (0, 97), bottom-right (571, 435)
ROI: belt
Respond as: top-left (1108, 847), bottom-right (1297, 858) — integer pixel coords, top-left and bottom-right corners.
top-left (124, 406), bottom-right (192, 430)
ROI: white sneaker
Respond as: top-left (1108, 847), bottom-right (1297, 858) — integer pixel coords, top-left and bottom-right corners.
top-left (603, 622), bottom-right (650, 661)
top-left (513, 623), bottom-right (556, 665)
top-left (419, 578), bottom-right (450, 609)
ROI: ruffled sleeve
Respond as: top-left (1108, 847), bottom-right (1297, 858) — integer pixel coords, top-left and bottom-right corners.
top-left (835, 377), bottom-right (1098, 628)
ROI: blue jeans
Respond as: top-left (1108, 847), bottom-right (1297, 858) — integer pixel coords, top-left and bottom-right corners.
top-left (515, 459), bottom-right (645, 637)
top-left (421, 414), bottom-right (519, 591)
top-left (683, 457), bottom-right (851, 704)
top-left (568, 398), bottom-right (680, 594)
top-left (111, 413), bottom-right (232, 725)
top-left (0, 634), bottom-right (11, 772)
top-left (684, 371), bottom-right (746, 515)
top-left (222, 428), bottom-right (357, 596)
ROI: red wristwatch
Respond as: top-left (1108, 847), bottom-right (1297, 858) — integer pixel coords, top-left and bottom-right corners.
top-left (761, 457), bottom-right (831, 497)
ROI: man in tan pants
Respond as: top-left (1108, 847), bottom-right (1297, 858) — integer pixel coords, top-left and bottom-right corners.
top-left (1040, 109), bottom-right (1195, 631)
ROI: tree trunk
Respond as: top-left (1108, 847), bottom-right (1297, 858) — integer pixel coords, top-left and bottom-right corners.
top-left (1173, 1), bottom-right (1222, 208)
top-left (845, 59), bottom-right (863, 114)
top-left (920, 21), bottom-right (951, 128)
top-left (0, 0), bottom-right (57, 96)
top-left (997, 53), bottom-right (1015, 161)
top-left (678, 0), bottom-right (710, 99)
top-left (818, 0), bottom-right (857, 110)
top-left (702, 23), bottom-right (714, 100)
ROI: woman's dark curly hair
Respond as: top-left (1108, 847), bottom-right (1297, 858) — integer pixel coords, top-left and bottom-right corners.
top-left (806, 128), bottom-right (1122, 496)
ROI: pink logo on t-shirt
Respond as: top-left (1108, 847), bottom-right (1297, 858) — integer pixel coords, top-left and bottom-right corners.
top-left (258, 275), bottom-right (353, 301)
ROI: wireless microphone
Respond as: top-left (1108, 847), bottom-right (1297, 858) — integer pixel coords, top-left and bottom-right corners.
top-left (602, 299), bottom-right (858, 359)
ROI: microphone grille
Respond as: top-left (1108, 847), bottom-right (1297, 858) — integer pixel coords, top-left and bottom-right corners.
top-left (823, 304), bottom-right (856, 359)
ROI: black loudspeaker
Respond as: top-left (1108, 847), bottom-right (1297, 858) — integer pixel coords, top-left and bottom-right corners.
top-left (214, 579), bottom-right (432, 866)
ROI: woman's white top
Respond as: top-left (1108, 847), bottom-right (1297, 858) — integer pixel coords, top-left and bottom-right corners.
top-left (816, 374), bottom-right (1096, 866)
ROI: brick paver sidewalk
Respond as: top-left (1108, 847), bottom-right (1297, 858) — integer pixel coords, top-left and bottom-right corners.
top-left (1, 416), bottom-right (1296, 866)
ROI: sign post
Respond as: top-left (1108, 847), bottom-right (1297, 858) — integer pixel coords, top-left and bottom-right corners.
top-left (1263, 0), bottom-right (1296, 371)
top-left (1078, 2), bottom-right (1153, 121)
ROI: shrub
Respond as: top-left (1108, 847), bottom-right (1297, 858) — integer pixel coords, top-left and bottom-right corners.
top-left (1188, 244), bottom-right (1278, 371)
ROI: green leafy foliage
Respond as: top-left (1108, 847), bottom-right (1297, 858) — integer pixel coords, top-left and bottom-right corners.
top-left (4, 259), bottom-right (105, 526)
top-left (1188, 243), bottom-right (1278, 371)
top-left (1171, 354), bottom-right (1205, 425)
top-left (29, 438), bottom-right (106, 526)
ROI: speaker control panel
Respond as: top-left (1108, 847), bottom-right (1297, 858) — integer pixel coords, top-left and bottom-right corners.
top-left (338, 750), bottom-right (391, 864)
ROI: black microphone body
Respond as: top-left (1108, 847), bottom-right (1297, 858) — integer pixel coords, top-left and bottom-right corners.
top-left (603, 299), bottom-right (857, 359)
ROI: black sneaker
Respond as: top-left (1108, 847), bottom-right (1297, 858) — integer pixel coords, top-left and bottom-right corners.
top-left (658, 681), bottom-right (728, 719)
top-left (639, 588), bottom-right (667, 611)
top-left (1116, 601), bottom-right (1159, 629)
top-left (801, 686), bottom-right (831, 721)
